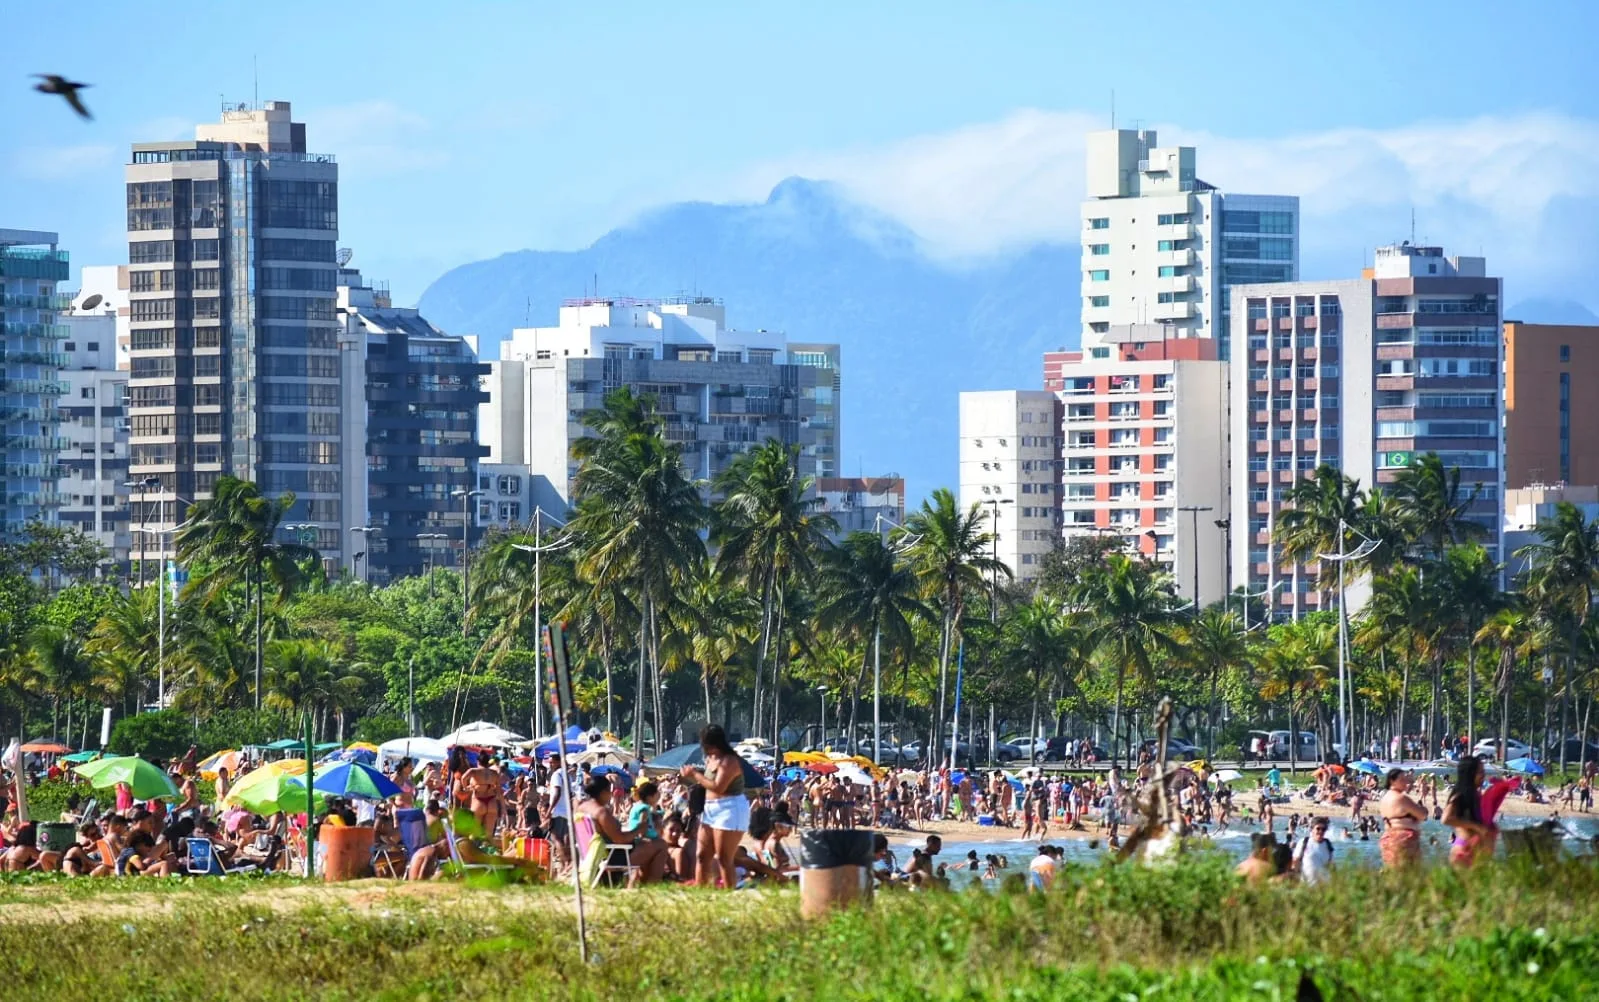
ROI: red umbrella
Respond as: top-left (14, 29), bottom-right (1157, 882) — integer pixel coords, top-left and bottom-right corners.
top-left (804, 762), bottom-right (839, 774)
top-left (21, 741), bottom-right (70, 754)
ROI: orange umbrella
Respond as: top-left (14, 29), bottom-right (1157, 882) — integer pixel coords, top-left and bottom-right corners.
top-left (21, 741), bottom-right (71, 754)
top-left (804, 762), bottom-right (839, 774)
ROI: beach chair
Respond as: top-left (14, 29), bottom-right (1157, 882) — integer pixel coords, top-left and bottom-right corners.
top-left (574, 816), bottom-right (635, 888)
top-left (376, 808), bottom-right (428, 878)
top-left (183, 836), bottom-right (259, 876)
top-left (441, 815), bottom-right (510, 877)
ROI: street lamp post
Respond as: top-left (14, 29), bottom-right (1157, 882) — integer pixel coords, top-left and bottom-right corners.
top-left (1214, 517), bottom-right (1232, 608)
top-left (874, 512), bottom-right (923, 766)
top-left (451, 488), bottom-right (485, 637)
top-left (982, 498), bottom-right (1014, 623)
top-left (348, 526), bottom-right (379, 584)
top-left (122, 477), bottom-right (159, 588)
top-left (131, 525), bottom-right (176, 710)
top-left (1178, 505), bottom-right (1214, 612)
top-left (513, 507), bottom-right (574, 738)
top-left (417, 534), bottom-right (449, 597)
top-left (1317, 520), bottom-right (1380, 764)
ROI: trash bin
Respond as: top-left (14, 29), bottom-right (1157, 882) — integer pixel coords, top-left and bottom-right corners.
top-left (798, 829), bottom-right (874, 919)
top-left (37, 822), bottom-right (77, 855)
top-left (319, 823), bottom-right (376, 882)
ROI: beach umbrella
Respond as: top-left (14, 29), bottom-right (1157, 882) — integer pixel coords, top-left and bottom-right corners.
top-left (804, 761), bottom-right (839, 774)
top-left (743, 751), bottom-right (776, 766)
top-left (783, 751), bottom-right (830, 765)
top-left (1350, 760), bottom-right (1384, 776)
top-left (590, 763), bottom-right (633, 790)
top-left (312, 761), bottom-right (402, 801)
top-left (640, 743), bottom-right (767, 789)
top-left (345, 741), bottom-right (380, 754)
top-left (336, 746), bottom-right (377, 765)
top-left (574, 747), bottom-right (633, 769)
top-left (1005, 776), bottom-right (1025, 792)
top-left (443, 721), bottom-right (526, 748)
top-left (225, 760), bottom-right (327, 815)
top-left (1211, 768), bottom-right (1243, 783)
top-left (1506, 757), bottom-right (1545, 776)
top-left (73, 756), bottom-right (180, 801)
top-left (377, 736), bottom-right (447, 768)
top-left (21, 740), bottom-right (71, 754)
top-left (198, 749), bottom-right (244, 781)
top-left (60, 750), bottom-right (101, 764)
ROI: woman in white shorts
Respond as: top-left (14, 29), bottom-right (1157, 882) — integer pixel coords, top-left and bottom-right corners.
top-left (680, 724), bottom-right (748, 889)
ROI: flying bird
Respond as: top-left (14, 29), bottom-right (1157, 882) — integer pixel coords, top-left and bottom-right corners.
top-left (33, 74), bottom-right (92, 119)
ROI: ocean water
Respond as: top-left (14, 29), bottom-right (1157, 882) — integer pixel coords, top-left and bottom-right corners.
top-left (895, 816), bottom-right (1599, 889)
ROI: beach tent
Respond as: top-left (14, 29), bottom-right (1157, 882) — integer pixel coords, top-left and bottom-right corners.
top-left (441, 721), bottom-right (526, 748)
top-left (377, 736), bottom-right (448, 771)
top-left (641, 743), bottom-right (767, 789)
top-left (529, 725), bottom-right (589, 758)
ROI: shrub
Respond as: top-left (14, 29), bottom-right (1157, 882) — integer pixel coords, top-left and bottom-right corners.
top-left (107, 709), bottom-right (194, 760)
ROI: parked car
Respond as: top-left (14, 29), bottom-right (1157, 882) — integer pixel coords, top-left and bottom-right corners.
top-left (1268, 730), bottom-right (1319, 761)
top-left (1473, 737), bottom-right (1532, 762)
top-left (1139, 737), bottom-right (1200, 762)
top-left (1544, 738), bottom-right (1599, 763)
top-left (900, 739), bottom-right (976, 766)
top-left (1043, 736), bottom-right (1108, 762)
top-left (1004, 735), bottom-right (1049, 760)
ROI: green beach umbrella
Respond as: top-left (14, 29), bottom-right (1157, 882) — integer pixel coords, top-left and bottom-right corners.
top-left (60, 750), bottom-right (101, 764)
top-left (224, 760), bottom-right (328, 815)
top-left (73, 755), bottom-right (180, 800)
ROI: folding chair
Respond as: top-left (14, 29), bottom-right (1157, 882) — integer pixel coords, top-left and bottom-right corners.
top-left (183, 836), bottom-right (258, 876)
top-left (441, 815), bottom-right (512, 877)
top-left (574, 816), bottom-right (635, 888)
top-left (375, 808), bottom-right (428, 877)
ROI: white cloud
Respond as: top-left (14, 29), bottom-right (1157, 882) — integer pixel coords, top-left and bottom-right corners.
top-left (726, 108), bottom-right (1599, 297)
top-left (9, 143), bottom-right (118, 180)
top-left (301, 100), bottom-right (450, 176)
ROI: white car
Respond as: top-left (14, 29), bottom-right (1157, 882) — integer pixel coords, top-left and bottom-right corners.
top-left (1006, 736), bottom-right (1048, 759)
top-left (1473, 738), bottom-right (1530, 762)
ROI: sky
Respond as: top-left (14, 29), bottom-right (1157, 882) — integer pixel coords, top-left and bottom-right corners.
top-left (3, 0), bottom-right (1597, 310)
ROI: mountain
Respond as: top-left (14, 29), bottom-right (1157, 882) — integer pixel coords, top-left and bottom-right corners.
top-left (417, 178), bottom-right (1079, 501)
top-left (1505, 299), bottom-right (1599, 325)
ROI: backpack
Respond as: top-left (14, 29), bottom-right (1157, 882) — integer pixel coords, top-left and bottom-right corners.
top-left (1298, 835), bottom-right (1333, 860)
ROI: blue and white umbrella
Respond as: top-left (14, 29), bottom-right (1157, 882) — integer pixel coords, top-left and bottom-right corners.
top-left (1505, 757), bottom-right (1544, 776)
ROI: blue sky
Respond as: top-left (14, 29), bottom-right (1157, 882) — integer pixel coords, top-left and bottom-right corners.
top-left (3, 0), bottom-right (1597, 307)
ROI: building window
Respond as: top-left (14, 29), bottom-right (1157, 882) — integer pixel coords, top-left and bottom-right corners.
top-left (1157, 266), bottom-right (1181, 278)
top-left (1088, 270), bottom-right (1110, 281)
top-left (1088, 218), bottom-right (1110, 230)
top-left (1088, 296), bottom-right (1110, 308)
top-left (1089, 244), bottom-right (1110, 255)
top-left (1560, 371), bottom-right (1571, 481)
top-left (1560, 344), bottom-right (1571, 363)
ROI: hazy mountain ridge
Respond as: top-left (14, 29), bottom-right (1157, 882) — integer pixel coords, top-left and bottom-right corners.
top-left (418, 178), bottom-right (1079, 500)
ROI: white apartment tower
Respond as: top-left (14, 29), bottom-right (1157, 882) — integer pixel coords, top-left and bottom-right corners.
top-left (58, 300), bottom-right (130, 570)
top-left (957, 390), bottom-right (1062, 584)
top-left (1081, 129), bottom-right (1299, 354)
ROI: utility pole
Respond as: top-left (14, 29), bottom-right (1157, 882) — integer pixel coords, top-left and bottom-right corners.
top-left (1318, 520), bottom-right (1380, 762)
top-left (1178, 505), bottom-right (1213, 612)
top-left (514, 508), bottom-right (572, 738)
top-left (451, 487), bottom-right (484, 637)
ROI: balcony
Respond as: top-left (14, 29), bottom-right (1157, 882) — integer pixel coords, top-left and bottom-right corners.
top-left (1157, 247), bottom-right (1197, 268)
top-left (1158, 273), bottom-right (1197, 294)
top-left (1151, 300), bottom-right (1193, 321)
top-left (1156, 222), bottom-right (1196, 241)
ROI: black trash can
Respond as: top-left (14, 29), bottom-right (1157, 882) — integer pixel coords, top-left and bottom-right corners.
top-left (798, 829), bottom-right (874, 918)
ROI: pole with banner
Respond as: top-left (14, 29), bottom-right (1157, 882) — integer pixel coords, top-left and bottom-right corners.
top-left (303, 711), bottom-right (317, 878)
top-left (544, 622), bottom-right (588, 964)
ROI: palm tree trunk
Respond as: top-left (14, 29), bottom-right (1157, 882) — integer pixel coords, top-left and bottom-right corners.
top-left (649, 599), bottom-right (664, 750)
top-left (701, 659), bottom-right (713, 732)
top-left (751, 571), bottom-right (775, 741)
top-left (1028, 675), bottom-right (1041, 765)
top-left (1560, 644), bottom-right (1573, 775)
top-left (1466, 642), bottom-right (1477, 751)
top-left (769, 595), bottom-right (786, 747)
top-left (1499, 649), bottom-right (1513, 763)
top-left (1430, 653), bottom-right (1444, 760)
top-left (847, 655), bottom-right (867, 755)
top-left (633, 596), bottom-right (647, 755)
top-left (933, 608), bottom-right (953, 770)
top-left (1288, 669), bottom-right (1298, 775)
top-left (1111, 667), bottom-right (1124, 771)
top-left (1397, 655), bottom-right (1410, 764)
top-left (1206, 663), bottom-right (1219, 760)
top-left (254, 560), bottom-right (264, 712)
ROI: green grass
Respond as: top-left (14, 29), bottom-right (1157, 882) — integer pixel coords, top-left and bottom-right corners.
top-left (2, 853), bottom-right (1596, 1000)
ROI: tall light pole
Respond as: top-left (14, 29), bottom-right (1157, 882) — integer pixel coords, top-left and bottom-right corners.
top-left (122, 477), bottom-right (159, 588)
top-left (513, 507), bottom-right (573, 738)
top-left (418, 533), bottom-right (449, 597)
top-left (131, 526), bottom-right (176, 710)
top-left (1214, 517), bottom-right (1232, 610)
top-left (1317, 519), bottom-right (1380, 763)
top-left (451, 488), bottom-right (485, 637)
top-left (816, 685), bottom-right (828, 750)
top-left (1178, 504), bottom-right (1214, 612)
top-left (982, 498), bottom-right (1014, 623)
top-left (348, 525), bottom-right (379, 584)
top-left (874, 512), bottom-right (921, 766)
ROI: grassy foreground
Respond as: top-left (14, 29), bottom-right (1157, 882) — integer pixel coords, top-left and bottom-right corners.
top-left (2, 852), bottom-right (1596, 1001)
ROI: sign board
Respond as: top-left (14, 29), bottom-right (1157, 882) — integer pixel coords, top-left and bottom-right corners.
top-left (543, 622), bottom-right (576, 725)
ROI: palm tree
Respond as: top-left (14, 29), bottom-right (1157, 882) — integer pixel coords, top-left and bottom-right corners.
top-left (1259, 616), bottom-right (1337, 773)
top-left (999, 595), bottom-right (1088, 762)
top-left (1179, 607), bottom-right (1251, 758)
top-left (1357, 566), bottom-right (1435, 761)
top-left (1073, 553), bottom-right (1179, 768)
top-left (1389, 453), bottom-right (1485, 561)
top-left (1475, 605), bottom-right (1539, 766)
top-left (1516, 501), bottom-right (1599, 772)
top-left (175, 475), bottom-right (319, 710)
top-left (712, 439), bottom-right (837, 745)
top-left (263, 638), bottom-right (365, 739)
top-left (898, 488), bottom-right (1007, 768)
top-left (28, 622), bottom-right (97, 744)
top-left (1434, 544), bottom-right (1502, 749)
top-left (1274, 465), bottom-right (1366, 588)
top-left (85, 586), bottom-right (161, 718)
top-left (816, 530), bottom-right (928, 759)
top-left (570, 391), bottom-right (707, 755)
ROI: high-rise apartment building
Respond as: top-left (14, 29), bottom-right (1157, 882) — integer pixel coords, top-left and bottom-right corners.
top-left (0, 228), bottom-right (69, 541)
top-left (1043, 327), bottom-right (1230, 604)
top-left (789, 342), bottom-right (841, 479)
top-left (335, 273), bottom-right (488, 584)
top-left (483, 297), bottom-right (835, 510)
top-left (58, 298), bottom-right (129, 569)
top-left (815, 476), bottom-right (904, 537)
top-left (1503, 322), bottom-right (1599, 489)
top-left (125, 101), bottom-right (343, 562)
top-left (957, 390), bottom-right (1062, 584)
top-left (1081, 129), bottom-right (1298, 355)
top-left (1229, 243), bottom-right (1503, 618)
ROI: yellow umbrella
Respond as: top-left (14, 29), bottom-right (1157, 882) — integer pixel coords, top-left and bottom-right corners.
top-left (345, 741), bottom-right (380, 754)
top-left (224, 758), bottom-right (321, 814)
top-left (783, 751), bottom-right (830, 765)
